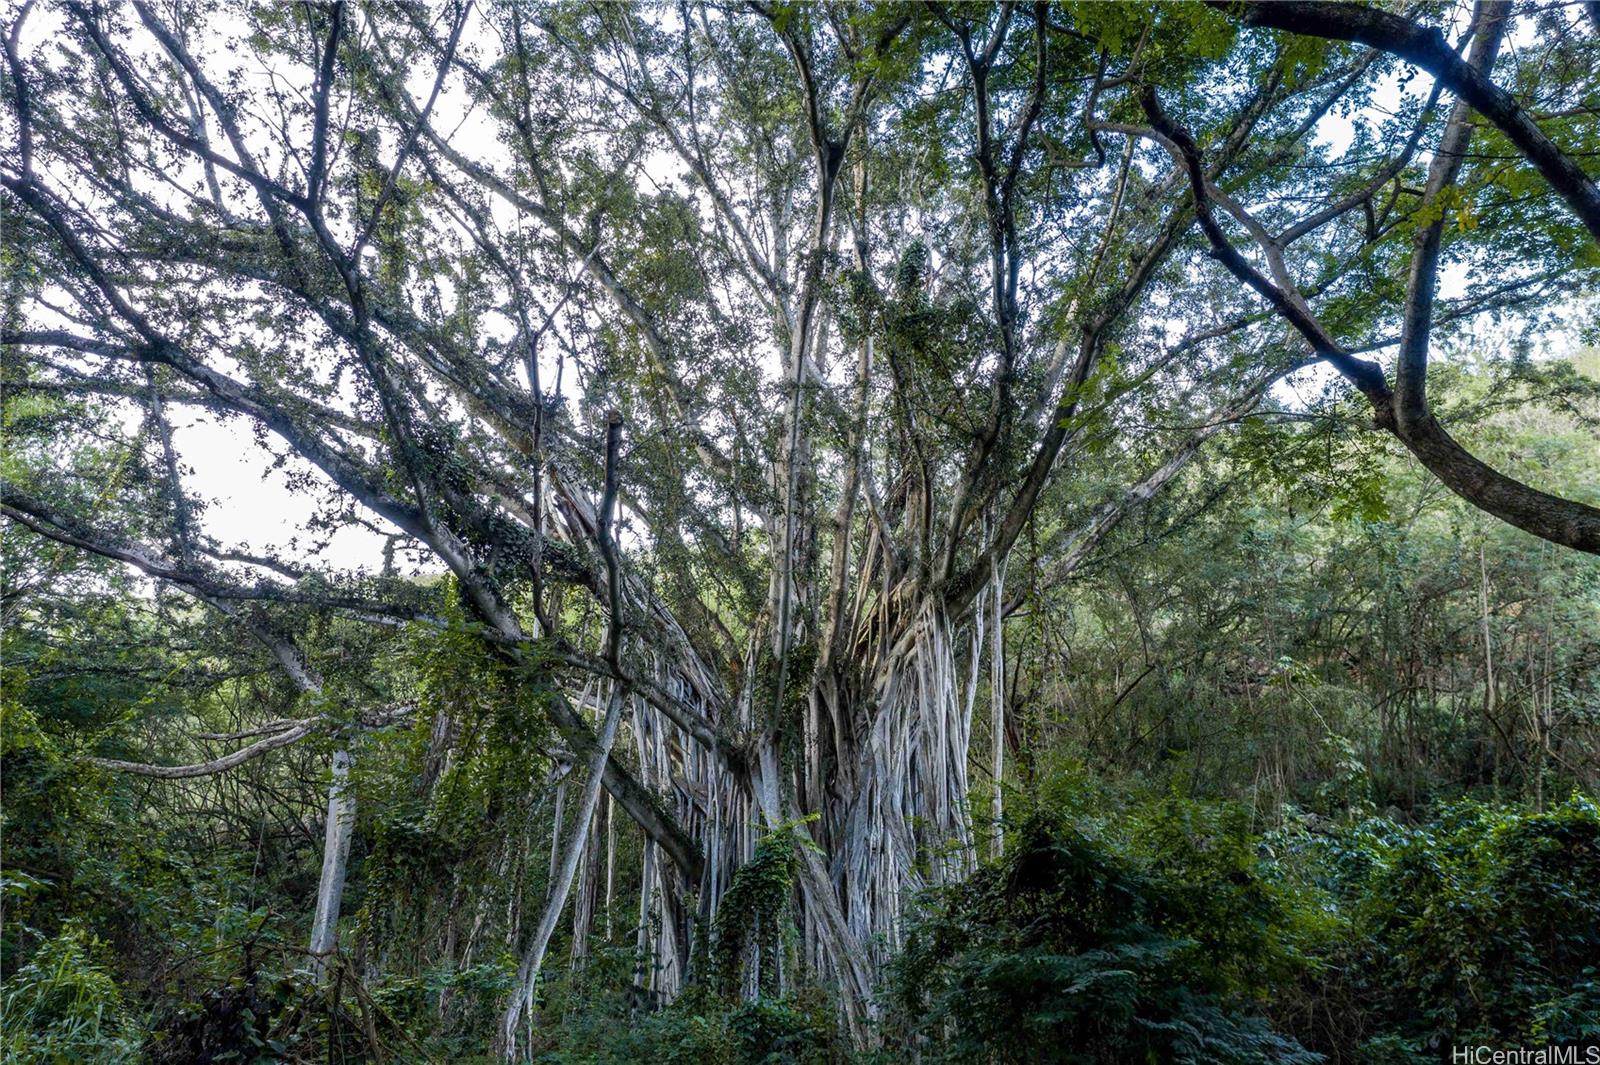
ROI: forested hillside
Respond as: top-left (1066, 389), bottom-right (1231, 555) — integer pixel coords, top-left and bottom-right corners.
top-left (3, 2), bottom-right (1598, 1063)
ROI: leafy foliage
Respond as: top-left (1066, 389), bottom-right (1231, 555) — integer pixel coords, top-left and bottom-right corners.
top-left (887, 808), bottom-right (1320, 1065)
top-left (1280, 795), bottom-right (1600, 1060)
top-left (3, 0), bottom-right (1599, 1061)
top-left (1, 923), bottom-right (141, 1064)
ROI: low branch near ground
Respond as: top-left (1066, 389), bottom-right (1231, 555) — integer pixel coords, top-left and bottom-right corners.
top-left (87, 721), bottom-right (317, 779)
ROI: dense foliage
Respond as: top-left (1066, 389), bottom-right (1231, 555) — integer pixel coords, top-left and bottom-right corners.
top-left (6, 383), bottom-right (1599, 1061)
top-left (4, 0), bottom-right (1599, 1061)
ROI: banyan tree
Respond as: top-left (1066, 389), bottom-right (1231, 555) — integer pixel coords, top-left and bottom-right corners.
top-left (4, 0), bottom-right (1598, 1056)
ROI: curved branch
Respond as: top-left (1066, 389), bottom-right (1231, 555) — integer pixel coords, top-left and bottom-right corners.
top-left (90, 703), bottom-right (417, 779)
top-left (1394, 1), bottom-right (1506, 430)
top-left (87, 720), bottom-right (317, 779)
top-left (1218, 0), bottom-right (1600, 242)
top-left (0, 489), bottom-right (437, 625)
top-left (1141, 83), bottom-right (1600, 554)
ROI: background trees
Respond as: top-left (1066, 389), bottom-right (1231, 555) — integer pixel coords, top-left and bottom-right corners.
top-left (2, 1), bottom-right (1598, 1062)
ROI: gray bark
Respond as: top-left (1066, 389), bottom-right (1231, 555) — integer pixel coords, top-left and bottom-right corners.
top-left (500, 685), bottom-right (627, 1057)
top-left (309, 748), bottom-right (354, 980)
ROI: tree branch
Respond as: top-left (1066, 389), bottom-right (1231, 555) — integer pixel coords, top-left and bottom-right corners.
top-left (1218, 0), bottom-right (1600, 242)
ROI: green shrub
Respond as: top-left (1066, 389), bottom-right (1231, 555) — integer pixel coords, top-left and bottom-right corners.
top-left (531, 974), bottom-right (844, 1065)
top-left (1280, 794), bottom-right (1600, 1060)
top-left (2, 922), bottom-right (141, 1064)
top-left (886, 813), bottom-right (1320, 1064)
top-left (1131, 794), bottom-right (1329, 1000)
